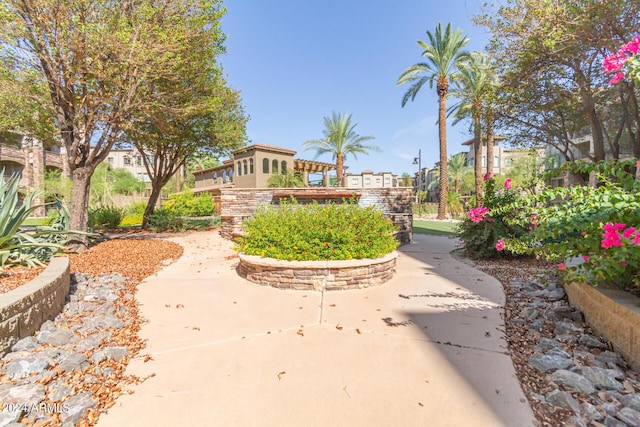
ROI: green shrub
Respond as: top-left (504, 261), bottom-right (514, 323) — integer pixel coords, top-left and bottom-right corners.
top-left (457, 175), bottom-right (527, 259)
top-left (499, 159), bottom-right (640, 290)
top-left (163, 191), bottom-right (214, 217)
top-left (126, 202), bottom-right (147, 215)
top-left (235, 199), bottom-right (398, 261)
top-left (147, 208), bottom-right (186, 232)
top-left (120, 213), bottom-right (144, 227)
top-left (89, 205), bottom-right (124, 229)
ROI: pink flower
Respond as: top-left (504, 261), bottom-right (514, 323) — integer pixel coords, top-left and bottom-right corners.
top-left (495, 238), bottom-right (505, 251)
top-left (504, 178), bottom-right (512, 189)
top-left (636, 159), bottom-right (640, 167)
top-left (581, 231), bottom-right (587, 236)
top-left (582, 255), bottom-right (589, 261)
top-left (610, 72), bottom-right (626, 84)
top-left (468, 206), bottom-right (489, 223)
top-left (620, 261), bottom-right (628, 267)
top-left (601, 223), bottom-right (626, 248)
top-left (558, 263), bottom-right (566, 271)
top-left (483, 172), bottom-right (492, 181)
top-left (623, 227), bottom-right (636, 239)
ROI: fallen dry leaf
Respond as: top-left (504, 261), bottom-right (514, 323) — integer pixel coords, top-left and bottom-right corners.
top-left (335, 323), bottom-right (343, 330)
top-left (277, 371), bottom-right (286, 380)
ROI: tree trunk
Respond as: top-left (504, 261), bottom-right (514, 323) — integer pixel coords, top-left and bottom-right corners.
top-left (67, 166), bottom-right (93, 251)
top-left (473, 113), bottom-right (483, 207)
top-left (336, 153), bottom-right (344, 187)
top-left (486, 109), bottom-right (495, 176)
top-left (142, 185), bottom-right (164, 229)
top-left (437, 87), bottom-right (448, 220)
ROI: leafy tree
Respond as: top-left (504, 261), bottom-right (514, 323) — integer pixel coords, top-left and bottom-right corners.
top-left (0, 0), bottom-right (236, 248)
top-left (43, 169), bottom-right (72, 206)
top-left (304, 111), bottom-right (379, 186)
top-left (475, 0), bottom-right (640, 162)
top-left (398, 22), bottom-right (471, 219)
top-left (267, 169), bottom-right (304, 188)
top-left (448, 152), bottom-right (470, 195)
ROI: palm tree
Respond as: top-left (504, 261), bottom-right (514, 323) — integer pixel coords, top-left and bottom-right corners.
top-left (304, 111), bottom-right (379, 186)
top-left (398, 22), bottom-right (470, 219)
top-left (449, 52), bottom-right (494, 206)
top-left (400, 172), bottom-right (413, 187)
top-left (447, 152), bottom-right (470, 194)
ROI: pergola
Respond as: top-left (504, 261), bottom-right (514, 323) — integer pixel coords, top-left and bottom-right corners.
top-left (293, 159), bottom-right (339, 187)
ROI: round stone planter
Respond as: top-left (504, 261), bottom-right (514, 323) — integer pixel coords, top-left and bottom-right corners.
top-left (237, 251), bottom-right (397, 291)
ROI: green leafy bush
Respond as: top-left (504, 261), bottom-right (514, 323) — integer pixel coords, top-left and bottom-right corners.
top-left (88, 205), bottom-right (124, 229)
top-left (147, 208), bottom-right (186, 232)
top-left (498, 159), bottom-right (640, 290)
top-left (457, 175), bottom-right (527, 259)
top-left (163, 191), bottom-right (214, 217)
top-left (235, 199), bottom-right (398, 261)
top-left (126, 202), bottom-right (147, 215)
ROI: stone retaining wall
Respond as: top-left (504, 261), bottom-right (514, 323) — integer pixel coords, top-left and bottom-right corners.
top-left (220, 187), bottom-right (413, 245)
top-left (0, 257), bottom-right (70, 355)
top-left (238, 251), bottom-right (397, 291)
top-left (564, 282), bottom-right (640, 371)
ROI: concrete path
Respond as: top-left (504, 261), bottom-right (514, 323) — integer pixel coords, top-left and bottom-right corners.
top-left (97, 231), bottom-right (535, 427)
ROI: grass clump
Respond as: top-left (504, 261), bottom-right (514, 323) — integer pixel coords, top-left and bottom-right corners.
top-left (235, 199), bottom-right (398, 261)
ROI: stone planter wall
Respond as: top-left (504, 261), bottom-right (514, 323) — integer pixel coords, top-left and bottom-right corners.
top-left (0, 257), bottom-right (70, 355)
top-left (238, 251), bottom-right (397, 291)
top-left (564, 282), bottom-right (640, 371)
top-left (220, 187), bottom-right (413, 245)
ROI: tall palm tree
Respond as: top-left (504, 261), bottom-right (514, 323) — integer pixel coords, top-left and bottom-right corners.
top-left (304, 111), bottom-right (379, 186)
top-left (448, 152), bottom-right (470, 194)
top-left (449, 52), bottom-right (494, 206)
top-left (398, 22), bottom-right (470, 219)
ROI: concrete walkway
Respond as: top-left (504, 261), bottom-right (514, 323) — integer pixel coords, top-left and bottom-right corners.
top-left (97, 231), bottom-right (535, 427)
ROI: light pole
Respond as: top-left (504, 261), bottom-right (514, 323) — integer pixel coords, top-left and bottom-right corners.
top-left (413, 149), bottom-right (421, 215)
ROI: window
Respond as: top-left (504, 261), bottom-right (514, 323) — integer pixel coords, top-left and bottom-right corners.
top-left (272, 159), bottom-right (278, 174)
top-left (281, 160), bottom-right (287, 173)
top-left (352, 178), bottom-right (359, 185)
top-left (494, 156), bottom-right (500, 167)
top-left (228, 168), bottom-right (233, 182)
top-left (243, 160), bottom-right (248, 175)
top-left (136, 156), bottom-right (142, 166)
top-left (365, 178), bottom-right (371, 185)
top-left (222, 170), bottom-right (227, 183)
top-left (213, 172), bottom-right (218, 183)
top-left (263, 158), bottom-right (269, 173)
top-left (376, 178), bottom-right (381, 184)
top-left (468, 158), bottom-right (475, 166)
top-left (504, 158), bottom-right (513, 166)
top-left (107, 157), bottom-right (113, 164)
top-left (237, 161), bottom-right (242, 176)
top-left (249, 158), bottom-right (254, 174)
top-left (123, 157), bottom-right (131, 165)
top-left (385, 178), bottom-right (390, 185)
top-left (481, 156), bottom-right (486, 167)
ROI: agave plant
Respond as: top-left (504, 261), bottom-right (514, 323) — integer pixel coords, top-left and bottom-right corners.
top-left (0, 170), bottom-right (85, 271)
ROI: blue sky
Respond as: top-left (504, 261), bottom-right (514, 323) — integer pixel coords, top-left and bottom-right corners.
top-left (219, 0), bottom-right (492, 177)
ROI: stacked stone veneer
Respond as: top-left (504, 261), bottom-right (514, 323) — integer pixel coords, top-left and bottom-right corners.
top-left (220, 187), bottom-right (413, 245)
top-left (238, 252), bottom-right (397, 291)
top-left (0, 257), bottom-right (70, 355)
top-left (564, 282), bottom-right (640, 371)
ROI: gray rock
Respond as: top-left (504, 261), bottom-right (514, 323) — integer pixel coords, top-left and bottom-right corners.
top-left (49, 381), bottom-right (74, 402)
top-left (605, 415), bottom-right (630, 427)
top-left (521, 307), bottom-right (540, 320)
top-left (546, 288), bottom-right (566, 301)
top-left (529, 353), bottom-right (574, 373)
top-left (89, 315), bottom-right (124, 330)
top-left (603, 403), bottom-right (620, 416)
top-left (548, 347), bottom-right (572, 359)
top-left (0, 383), bottom-right (45, 406)
top-left (529, 319), bottom-right (546, 332)
top-left (60, 392), bottom-right (95, 425)
top-left (617, 408), bottom-right (640, 427)
top-left (579, 367), bottom-right (624, 391)
top-left (58, 352), bottom-right (89, 373)
top-left (10, 336), bottom-right (39, 352)
top-left (90, 346), bottom-right (129, 363)
top-left (597, 351), bottom-right (621, 366)
top-left (546, 389), bottom-right (580, 413)
top-left (0, 411), bottom-right (21, 427)
top-left (580, 402), bottom-right (604, 422)
top-left (622, 394), bottom-right (640, 412)
top-left (551, 370), bottom-right (596, 394)
top-left (40, 320), bottom-right (56, 332)
top-left (557, 333), bottom-right (578, 344)
top-left (74, 332), bottom-right (108, 353)
top-left (555, 321), bottom-right (584, 335)
top-left (579, 334), bottom-right (608, 349)
top-left (37, 328), bottom-right (76, 346)
top-left (535, 337), bottom-right (560, 352)
top-left (5, 356), bottom-right (50, 380)
top-left (567, 415), bottom-right (587, 427)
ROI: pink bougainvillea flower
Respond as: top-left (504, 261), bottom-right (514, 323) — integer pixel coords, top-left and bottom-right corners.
top-left (581, 231), bottom-right (587, 236)
top-left (468, 206), bottom-right (489, 223)
top-left (582, 255), bottom-right (589, 261)
top-left (483, 172), bottom-right (492, 181)
top-left (558, 263), bottom-right (566, 271)
top-left (620, 261), bottom-right (628, 267)
top-left (636, 159), bottom-right (640, 167)
top-left (610, 72), bottom-right (626, 85)
top-left (495, 238), bottom-right (505, 251)
top-left (601, 222), bottom-right (626, 248)
top-left (623, 227), bottom-right (636, 239)
top-left (504, 178), bottom-right (512, 189)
